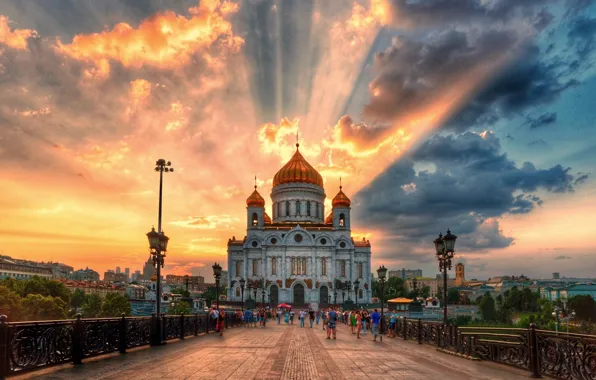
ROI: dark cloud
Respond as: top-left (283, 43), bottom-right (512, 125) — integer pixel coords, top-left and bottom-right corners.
top-left (353, 131), bottom-right (584, 252)
top-left (526, 112), bottom-right (557, 129)
top-left (568, 16), bottom-right (596, 59)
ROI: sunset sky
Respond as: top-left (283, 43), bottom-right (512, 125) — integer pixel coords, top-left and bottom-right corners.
top-left (1, 0), bottom-right (595, 280)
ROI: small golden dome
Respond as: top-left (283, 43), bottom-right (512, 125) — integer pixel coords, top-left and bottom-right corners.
top-left (273, 144), bottom-right (324, 188)
top-left (325, 211), bottom-right (333, 224)
top-left (246, 186), bottom-right (265, 207)
top-left (263, 212), bottom-right (272, 224)
top-left (332, 186), bottom-right (351, 208)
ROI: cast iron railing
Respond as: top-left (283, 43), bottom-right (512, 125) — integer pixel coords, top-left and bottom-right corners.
top-left (388, 317), bottom-right (596, 380)
top-left (0, 313), bottom-right (241, 379)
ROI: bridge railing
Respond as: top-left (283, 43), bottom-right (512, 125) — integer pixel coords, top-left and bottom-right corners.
top-left (389, 317), bottom-right (596, 380)
top-left (0, 313), bottom-right (242, 379)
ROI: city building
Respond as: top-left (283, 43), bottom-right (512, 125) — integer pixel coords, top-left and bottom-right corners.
top-left (126, 284), bottom-right (146, 299)
top-left (405, 277), bottom-right (455, 298)
top-left (227, 143), bottom-right (373, 307)
top-left (125, 268), bottom-right (130, 280)
top-left (552, 272), bottom-right (560, 279)
top-left (221, 270), bottom-right (228, 285)
top-left (165, 275), bottom-right (205, 290)
top-left (104, 271), bottom-right (128, 283)
top-left (454, 263), bottom-right (465, 286)
top-left (57, 279), bottom-right (125, 297)
top-left (132, 270), bottom-right (141, 282)
top-left (388, 268), bottom-right (423, 280)
top-left (0, 256), bottom-right (53, 279)
top-left (142, 256), bottom-right (154, 281)
top-left (116, 267), bottom-right (121, 274)
top-left (70, 267), bottom-right (100, 282)
top-left (541, 284), bottom-right (596, 301)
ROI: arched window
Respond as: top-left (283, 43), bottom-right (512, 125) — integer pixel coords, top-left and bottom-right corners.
top-left (272, 257), bottom-right (277, 275)
top-left (252, 260), bottom-right (258, 276)
top-left (252, 212), bottom-right (258, 227)
top-left (357, 263), bottom-right (363, 279)
top-left (291, 258), bottom-right (296, 275)
top-left (296, 201), bottom-right (301, 215)
top-left (286, 201), bottom-right (290, 216)
top-left (358, 289), bottom-right (363, 299)
top-left (321, 258), bottom-right (326, 276)
top-left (316, 203), bottom-right (319, 218)
top-left (341, 261), bottom-right (346, 277)
top-left (236, 287), bottom-right (241, 297)
top-left (339, 213), bottom-right (345, 227)
top-left (307, 201), bottom-right (311, 216)
top-left (277, 203), bottom-right (281, 218)
top-left (235, 261), bottom-right (241, 277)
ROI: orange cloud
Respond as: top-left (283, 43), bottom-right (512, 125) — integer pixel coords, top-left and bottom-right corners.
top-left (56, 0), bottom-right (243, 70)
top-left (0, 15), bottom-right (35, 50)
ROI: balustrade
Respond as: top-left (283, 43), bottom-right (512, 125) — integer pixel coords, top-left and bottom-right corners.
top-left (0, 313), bottom-right (241, 378)
top-left (386, 317), bottom-right (595, 380)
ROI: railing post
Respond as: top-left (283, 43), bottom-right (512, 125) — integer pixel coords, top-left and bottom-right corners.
top-left (180, 313), bottom-right (185, 340)
top-left (72, 314), bottom-right (84, 365)
top-left (0, 315), bottom-right (9, 380)
top-left (436, 324), bottom-right (441, 347)
top-left (403, 318), bottom-right (408, 340)
top-left (119, 314), bottom-right (127, 354)
top-left (194, 314), bottom-right (199, 336)
top-left (529, 324), bottom-right (542, 378)
top-left (150, 313), bottom-right (159, 346)
top-left (161, 314), bottom-right (166, 343)
top-left (417, 319), bottom-right (422, 344)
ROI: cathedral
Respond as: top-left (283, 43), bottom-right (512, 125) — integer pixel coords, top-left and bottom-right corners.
top-left (227, 143), bottom-right (372, 308)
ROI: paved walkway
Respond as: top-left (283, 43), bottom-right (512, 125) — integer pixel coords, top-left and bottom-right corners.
top-left (13, 322), bottom-right (530, 379)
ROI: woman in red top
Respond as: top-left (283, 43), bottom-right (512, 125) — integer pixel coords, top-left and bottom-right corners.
top-left (217, 309), bottom-right (225, 336)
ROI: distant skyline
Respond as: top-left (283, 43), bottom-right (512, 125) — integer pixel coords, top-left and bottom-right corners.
top-left (0, 0), bottom-right (595, 280)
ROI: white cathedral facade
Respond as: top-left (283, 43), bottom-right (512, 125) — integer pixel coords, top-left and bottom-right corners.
top-left (227, 143), bottom-right (372, 308)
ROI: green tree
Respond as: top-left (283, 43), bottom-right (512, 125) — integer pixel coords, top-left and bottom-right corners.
top-left (420, 286), bottom-right (431, 299)
top-left (567, 295), bottom-right (596, 322)
top-left (21, 294), bottom-right (67, 321)
top-left (70, 289), bottom-right (87, 312)
top-left (447, 288), bottom-right (459, 304)
top-left (100, 293), bottom-right (131, 317)
top-left (82, 293), bottom-right (103, 318)
top-left (479, 293), bottom-right (497, 321)
top-left (385, 277), bottom-right (405, 299)
top-left (0, 285), bottom-right (23, 320)
top-left (170, 301), bottom-right (191, 315)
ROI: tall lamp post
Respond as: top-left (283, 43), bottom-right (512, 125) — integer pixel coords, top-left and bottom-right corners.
top-left (239, 278), bottom-right (246, 311)
top-left (433, 229), bottom-right (457, 323)
top-left (566, 310), bottom-right (576, 334)
top-left (552, 306), bottom-right (562, 332)
top-left (377, 265), bottom-right (387, 342)
top-left (354, 279), bottom-right (360, 308)
top-left (212, 263), bottom-right (222, 309)
top-left (248, 284), bottom-right (253, 301)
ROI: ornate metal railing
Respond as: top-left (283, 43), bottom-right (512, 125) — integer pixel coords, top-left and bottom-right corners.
top-left (0, 312), bottom-right (242, 378)
top-left (388, 317), bottom-right (596, 380)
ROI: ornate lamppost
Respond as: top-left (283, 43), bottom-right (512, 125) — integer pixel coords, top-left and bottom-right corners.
top-left (247, 283), bottom-right (253, 301)
top-left (146, 228), bottom-right (169, 312)
top-left (553, 306), bottom-right (562, 332)
top-left (433, 229), bottom-right (457, 323)
top-left (212, 263), bottom-right (222, 309)
top-left (377, 265), bottom-right (387, 342)
top-left (239, 278), bottom-right (246, 311)
top-left (354, 279), bottom-right (360, 308)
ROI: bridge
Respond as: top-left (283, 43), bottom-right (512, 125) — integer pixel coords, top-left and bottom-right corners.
top-left (1, 314), bottom-right (594, 379)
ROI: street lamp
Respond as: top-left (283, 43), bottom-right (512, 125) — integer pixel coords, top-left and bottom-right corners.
top-left (552, 306), bottom-right (562, 332)
top-left (333, 290), bottom-right (337, 305)
top-left (354, 279), bottom-right (360, 308)
top-left (566, 310), bottom-right (576, 334)
top-left (377, 265), bottom-right (388, 342)
top-left (239, 278), bottom-right (246, 311)
top-left (147, 227), bottom-right (169, 314)
top-left (248, 283), bottom-right (253, 300)
top-left (434, 229), bottom-right (457, 323)
top-left (212, 262), bottom-right (222, 309)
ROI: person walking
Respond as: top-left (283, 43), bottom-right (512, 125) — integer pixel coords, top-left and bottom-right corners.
top-left (322, 309), bottom-right (327, 330)
top-left (371, 308), bottom-right (381, 342)
top-left (362, 310), bottom-right (369, 336)
top-left (350, 310), bottom-right (356, 334)
top-left (356, 311), bottom-right (363, 339)
top-left (299, 310), bottom-right (305, 327)
top-left (326, 307), bottom-right (338, 340)
top-left (284, 308), bottom-right (290, 324)
top-left (217, 309), bottom-right (225, 337)
top-left (389, 311), bottom-right (398, 338)
top-left (290, 309), bottom-right (295, 324)
top-left (309, 309), bottom-right (315, 328)
top-left (277, 308), bottom-right (282, 324)
top-left (315, 309), bottom-right (321, 325)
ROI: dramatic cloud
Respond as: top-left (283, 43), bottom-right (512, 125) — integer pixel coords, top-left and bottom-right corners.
top-left (526, 112), bottom-right (558, 129)
top-left (0, 15), bottom-right (35, 50)
top-left (353, 131), bottom-right (585, 255)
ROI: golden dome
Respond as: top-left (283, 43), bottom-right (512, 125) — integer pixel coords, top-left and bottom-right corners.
top-left (332, 186), bottom-right (351, 208)
top-left (246, 186), bottom-right (265, 207)
top-left (273, 144), bottom-right (324, 188)
top-left (263, 212), bottom-right (272, 224)
top-left (325, 211), bottom-right (333, 224)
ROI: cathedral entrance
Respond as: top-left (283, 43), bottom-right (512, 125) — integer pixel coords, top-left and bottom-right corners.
top-left (270, 285), bottom-right (279, 306)
top-left (293, 284), bottom-right (305, 306)
top-left (319, 286), bottom-right (329, 307)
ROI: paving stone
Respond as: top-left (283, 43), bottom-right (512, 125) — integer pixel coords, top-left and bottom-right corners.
top-left (10, 322), bottom-right (533, 380)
